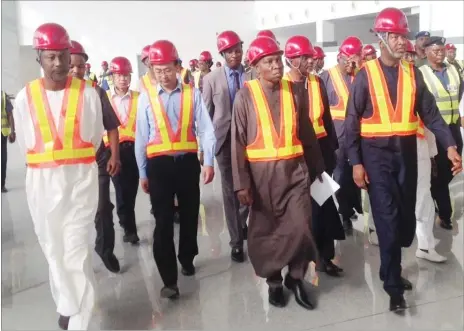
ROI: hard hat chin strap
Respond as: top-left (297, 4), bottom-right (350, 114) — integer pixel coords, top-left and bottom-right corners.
top-left (377, 31), bottom-right (406, 70)
top-left (287, 56), bottom-right (307, 83)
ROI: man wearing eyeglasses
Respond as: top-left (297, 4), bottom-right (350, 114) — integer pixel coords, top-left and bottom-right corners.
top-left (421, 36), bottom-right (463, 230)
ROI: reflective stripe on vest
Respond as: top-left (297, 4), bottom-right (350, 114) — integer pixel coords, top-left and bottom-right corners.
top-left (180, 68), bottom-right (188, 82)
top-left (307, 75), bottom-right (327, 138)
top-left (193, 71), bottom-right (201, 89)
top-left (146, 83), bottom-right (198, 158)
top-left (327, 66), bottom-right (351, 120)
top-left (245, 79), bottom-right (303, 162)
top-left (140, 73), bottom-right (151, 92)
top-left (361, 59), bottom-right (418, 137)
top-left (103, 90), bottom-right (139, 146)
top-left (420, 65), bottom-right (460, 124)
top-left (1, 91), bottom-right (11, 136)
top-left (86, 80), bottom-right (97, 88)
top-left (25, 77), bottom-right (95, 168)
top-left (283, 73), bottom-right (327, 139)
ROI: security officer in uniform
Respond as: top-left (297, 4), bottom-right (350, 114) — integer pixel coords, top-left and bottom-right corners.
top-left (1, 90), bottom-right (15, 192)
top-left (421, 36), bottom-right (463, 230)
top-left (414, 31), bottom-right (430, 67)
top-left (135, 40), bottom-right (216, 299)
top-left (345, 8), bottom-right (462, 311)
top-left (68, 40), bottom-right (122, 272)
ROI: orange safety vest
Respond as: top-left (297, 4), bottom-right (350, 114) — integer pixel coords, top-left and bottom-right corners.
top-left (284, 73), bottom-right (327, 139)
top-left (146, 83), bottom-right (198, 158)
top-left (25, 77), bottom-right (96, 168)
top-left (361, 59), bottom-right (418, 137)
top-left (245, 79), bottom-right (303, 162)
top-left (327, 66), bottom-right (353, 120)
top-left (103, 90), bottom-right (139, 146)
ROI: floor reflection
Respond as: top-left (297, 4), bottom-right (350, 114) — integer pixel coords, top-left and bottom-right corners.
top-left (1, 146), bottom-right (463, 330)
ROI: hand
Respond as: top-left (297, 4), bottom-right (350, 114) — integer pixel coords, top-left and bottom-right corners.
top-left (199, 151), bottom-right (204, 166)
top-left (8, 132), bottom-right (15, 143)
top-left (106, 156), bottom-right (121, 177)
top-left (447, 147), bottom-right (462, 176)
top-left (237, 188), bottom-right (253, 206)
top-left (353, 164), bottom-right (369, 190)
top-left (202, 165), bottom-right (214, 184)
top-left (140, 178), bottom-right (149, 194)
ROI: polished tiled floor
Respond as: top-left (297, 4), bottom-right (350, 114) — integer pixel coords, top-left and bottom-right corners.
top-left (2, 144), bottom-right (463, 330)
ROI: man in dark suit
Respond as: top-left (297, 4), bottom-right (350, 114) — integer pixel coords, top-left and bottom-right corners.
top-left (202, 30), bottom-right (249, 262)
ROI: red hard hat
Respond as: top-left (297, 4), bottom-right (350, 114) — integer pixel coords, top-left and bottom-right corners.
top-left (110, 57), bottom-right (132, 75)
top-left (33, 23), bottom-right (71, 50)
top-left (217, 30), bottom-right (242, 53)
top-left (445, 43), bottom-right (456, 50)
top-left (372, 7), bottom-right (410, 35)
top-left (69, 40), bottom-right (88, 61)
top-left (199, 51), bottom-right (213, 62)
top-left (149, 40), bottom-right (179, 65)
top-left (406, 40), bottom-right (416, 53)
top-left (85, 63), bottom-right (91, 69)
top-left (257, 30), bottom-right (277, 41)
top-left (313, 46), bottom-right (326, 59)
top-left (247, 36), bottom-right (283, 66)
top-left (284, 35), bottom-right (315, 59)
top-left (141, 45), bottom-right (151, 62)
top-left (102, 61), bottom-right (108, 66)
top-left (362, 44), bottom-right (377, 58)
top-left (339, 36), bottom-right (363, 57)
top-left (189, 59), bottom-right (198, 66)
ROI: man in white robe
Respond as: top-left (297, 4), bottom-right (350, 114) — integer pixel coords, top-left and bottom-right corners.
top-left (14, 23), bottom-right (103, 330)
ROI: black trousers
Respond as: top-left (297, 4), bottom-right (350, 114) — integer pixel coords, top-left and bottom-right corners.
top-left (1, 135), bottom-right (7, 188)
top-left (431, 123), bottom-right (463, 222)
top-left (111, 142), bottom-right (139, 234)
top-left (334, 147), bottom-right (363, 219)
top-left (363, 140), bottom-right (417, 297)
top-left (94, 145), bottom-right (116, 258)
top-left (147, 153), bottom-right (201, 287)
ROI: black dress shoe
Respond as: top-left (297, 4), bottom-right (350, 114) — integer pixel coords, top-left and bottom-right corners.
top-left (160, 285), bottom-right (179, 299)
top-left (284, 274), bottom-right (314, 310)
top-left (123, 233), bottom-right (140, 244)
top-left (181, 264), bottom-right (195, 276)
top-left (58, 315), bottom-right (70, 330)
top-left (316, 260), bottom-right (343, 277)
top-left (1, 186), bottom-right (8, 193)
top-left (243, 225), bottom-right (248, 240)
top-left (231, 248), bottom-right (244, 263)
top-left (343, 219), bottom-right (353, 234)
top-left (440, 219), bottom-right (453, 230)
top-left (400, 277), bottom-right (413, 291)
top-left (101, 253), bottom-right (120, 273)
top-left (389, 295), bottom-right (407, 312)
top-left (268, 286), bottom-right (286, 307)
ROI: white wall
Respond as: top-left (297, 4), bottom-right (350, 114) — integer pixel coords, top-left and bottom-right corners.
top-left (1, 1), bottom-right (22, 95)
top-left (16, 1), bottom-right (258, 88)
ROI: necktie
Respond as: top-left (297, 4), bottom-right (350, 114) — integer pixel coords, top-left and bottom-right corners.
top-left (232, 71), bottom-right (240, 102)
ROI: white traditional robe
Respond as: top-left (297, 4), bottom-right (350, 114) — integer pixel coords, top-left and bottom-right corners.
top-left (14, 82), bottom-right (104, 330)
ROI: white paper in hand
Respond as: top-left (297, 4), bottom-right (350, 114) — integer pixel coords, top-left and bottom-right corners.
top-left (310, 172), bottom-right (340, 206)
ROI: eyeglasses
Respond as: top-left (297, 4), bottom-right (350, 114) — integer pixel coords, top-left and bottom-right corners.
top-left (154, 68), bottom-right (175, 76)
top-left (429, 48), bottom-right (446, 56)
